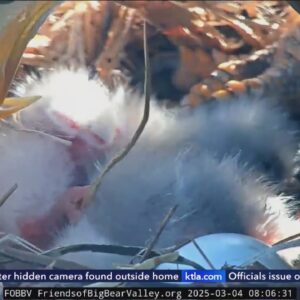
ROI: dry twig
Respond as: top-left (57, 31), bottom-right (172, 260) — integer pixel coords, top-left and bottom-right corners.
top-left (192, 239), bottom-right (215, 269)
top-left (0, 246), bottom-right (87, 269)
top-left (140, 205), bottom-right (178, 262)
top-left (44, 243), bottom-right (160, 258)
top-left (272, 232), bottom-right (300, 246)
top-left (0, 184), bottom-right (17, 208)
top-left (86, 20), bottom-right (151, 203)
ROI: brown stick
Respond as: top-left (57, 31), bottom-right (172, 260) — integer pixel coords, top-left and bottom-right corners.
top-left (86, 20), bottom-right (151, 203)
top-left (140, 205), bottom-right (178, 262)
top-left (272, 232), bottom-right (300, 246)
top-left (0, 246), bottom-right (87, 269)
top-left (0, 184), bottom-right (18, 208)
top-left (192, 239), bottom-right (215, 269)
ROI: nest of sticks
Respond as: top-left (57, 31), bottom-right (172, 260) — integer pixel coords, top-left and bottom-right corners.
top-left (19, 1), bottom-right (294, 101)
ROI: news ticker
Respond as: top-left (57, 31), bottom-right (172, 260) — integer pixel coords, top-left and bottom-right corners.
top-left (2, 287), bottom-right (297, 300)
top-left (1, 270), bottom-right (300, 283)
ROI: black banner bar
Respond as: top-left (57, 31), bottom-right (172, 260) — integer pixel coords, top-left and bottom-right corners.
top-left (2, 287), bottom-right (297, 299)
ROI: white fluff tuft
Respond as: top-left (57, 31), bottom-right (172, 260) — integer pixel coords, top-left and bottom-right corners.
top-left (171, 149), bottom-right (298, 244)
top-left (105, 90), bottom-right (297, 180)
top-left (20, 70), bottom-right (297, 181)
top-left (194, 98), bottom-right (298, 179)
top-left (0, 128), bottom-right (74, 235)
top-left (91, 145), bottom-right (295, 247)
top-left (18, 69), bottom-right (118, 145)
top-left (88, 91), bottom-right (298, 247)
top-left (10, 69), bottom-right (298, 250)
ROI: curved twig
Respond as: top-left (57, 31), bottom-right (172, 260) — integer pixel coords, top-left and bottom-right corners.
top-left (43, 243), bottom-right (160, 258)
top-left (86, 20), bottom-right (151, 202)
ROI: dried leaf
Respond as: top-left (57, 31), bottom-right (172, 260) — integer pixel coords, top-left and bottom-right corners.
top-left (0, 1), bottom-right (60, 102)
top-left (0, 96), bottom-right (40, 119)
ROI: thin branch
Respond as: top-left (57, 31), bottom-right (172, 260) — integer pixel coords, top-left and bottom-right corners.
top-left (272, 232), bottom-right (300, 246)
top-left (192, 239), bottom-right (215, 269)
top-left (271, 239), bottom-right (300, 252)
top-left (192, 239), bottom-right (227, 287)
top-left (175, 255), bottom-right (206, 270)
top-left (121, 252), bottom-right (179, 269)
top-left (43, 243), bottom-right (160, 258)
top-left (0, 184), bottom-right (17, 208)
top-left (124, 252), bottom-right (206, 270)
top-left (140, 205), bottom-right (178, 262)
top-left (86, 20), bottom-right (151, 202)
top-left (0, 119), bottom-right (71, 146)
top-left (0, 246), bottom-right (87, 269)
top-left (160, 239), bottom-right (193, 254)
